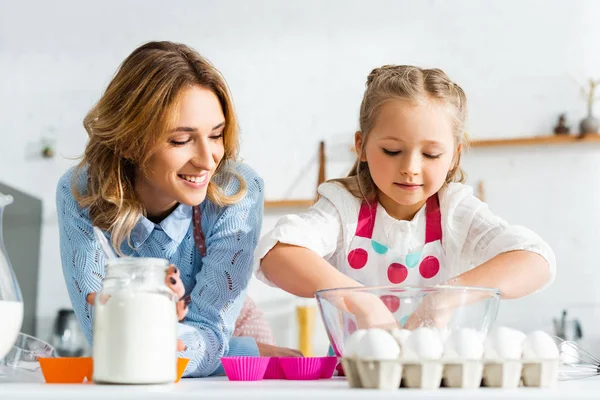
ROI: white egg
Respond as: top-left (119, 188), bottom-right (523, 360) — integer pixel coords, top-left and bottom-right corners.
top-left (443, 328), bottom-right (484, 360)
top-left (522, 330), bottom-right (559, 360)
top-left (436, 326), bottom-right (451, 343)
top-left (343, 329), bottom-right (367, 357)
top-left (356, 328), bottom-right (400, 360)
top-left (484, 326), bottom-right (526, 360)
top-left (403, 327), bottom-right (443, 361)
top-left (390, 328), bottom-right (412, 348)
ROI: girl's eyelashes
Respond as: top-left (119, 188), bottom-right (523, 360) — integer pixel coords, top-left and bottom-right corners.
top-left (209, 132), bottom-right (224, 140)
top-left (381, 148), bottom-right (442, 159)
top-left (382, 148), bottom-right (400, 156)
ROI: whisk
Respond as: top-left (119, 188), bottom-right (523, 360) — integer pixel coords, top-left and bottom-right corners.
top-left (557, 339), bottom-right (600, 381)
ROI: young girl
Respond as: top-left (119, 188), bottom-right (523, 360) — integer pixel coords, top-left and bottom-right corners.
top-left (57, 41), bottom-right (299, 378)
top-left (255, 65), bottom-right (556, 329)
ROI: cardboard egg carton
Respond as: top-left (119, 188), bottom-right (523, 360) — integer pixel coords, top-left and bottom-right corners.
top-left (483, 358), bottom-right (559, 388)
top-left (341, 357), bottom-right (559, 389)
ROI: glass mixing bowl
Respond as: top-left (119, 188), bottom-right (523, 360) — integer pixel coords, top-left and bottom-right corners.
top-left (0, 332), bottom-right (56, 382)
top-left (315, 285), bottom-right (500, 356)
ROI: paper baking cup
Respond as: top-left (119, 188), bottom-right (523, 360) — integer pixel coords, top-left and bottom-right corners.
top-left (175, 358), bottom-right (189, 382)
top-left (263, 357), bottom-right (285, 379)
top-left (320, 357), bottom-right (338, 379)
top-left (279, 357), bottom-right (326, 380)
top-left (40, 357), bottom-right (188, 384)
top-left (220, 357), bottom-right (270, 381)
top-left (38, 357), bottom-right (93, 384)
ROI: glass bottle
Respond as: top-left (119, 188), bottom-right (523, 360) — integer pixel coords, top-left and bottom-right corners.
top-left (0, 192), bottom-right (24, 360)
top-left (92, 257), bottom-right (178, 384)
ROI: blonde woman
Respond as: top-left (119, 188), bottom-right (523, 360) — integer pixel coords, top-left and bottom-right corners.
top-left (255, 65), bottom-right (556, 332)
top-left (57, 41), bottom-right (299, 378)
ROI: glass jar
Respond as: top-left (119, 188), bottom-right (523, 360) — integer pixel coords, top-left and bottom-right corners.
top-left (92, 257), bottom-right (178, 384)
top-left (0, 193), bottom-right (24, 361)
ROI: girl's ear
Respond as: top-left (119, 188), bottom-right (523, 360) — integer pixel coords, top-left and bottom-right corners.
top-left (354, 131), bottom-right (367, 162)
top-left (453, 143), bottom-right (463, 167)
top-left (446, 143), bottom-right (463, 183)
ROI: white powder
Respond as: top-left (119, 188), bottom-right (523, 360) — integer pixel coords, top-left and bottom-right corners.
top-left (0, 300), bottom-right (23, 359)
top-left (93, 291), bottom-right (178, 384)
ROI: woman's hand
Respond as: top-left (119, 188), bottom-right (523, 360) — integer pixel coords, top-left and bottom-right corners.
top-left (165, 265), bottom-right (190, 351)
top-left (86, 264), bottom-right (191, 351)
top-left (257, 343), bottom-right (303, 357)
top-left (165, 265), bottom-right (190, 322)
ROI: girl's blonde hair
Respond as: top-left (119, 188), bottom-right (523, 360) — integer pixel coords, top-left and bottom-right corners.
top-left (332, 65), bottom-right (468, 201)
top-left (73, 41), bottom-right (246, 252)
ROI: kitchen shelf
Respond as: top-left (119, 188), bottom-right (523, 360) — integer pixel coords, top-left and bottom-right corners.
top-left (264, 199), bottom-right (315, 208)
top-left (264, 135), bottom-right (600, 209)
top-left (469, 134), bottom-right (600, 148)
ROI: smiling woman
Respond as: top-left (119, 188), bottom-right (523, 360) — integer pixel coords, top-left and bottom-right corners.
top-left (134, 86), bottom-right (228, 221)
top-left (55, 41), bottom-right (300, 378)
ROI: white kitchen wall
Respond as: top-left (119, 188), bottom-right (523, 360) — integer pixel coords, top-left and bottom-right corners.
top-left (1, 0), bottom-right (600, 350)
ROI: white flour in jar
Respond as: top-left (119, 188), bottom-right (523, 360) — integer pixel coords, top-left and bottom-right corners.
top-left (93, 291), bottom-right (177, 384)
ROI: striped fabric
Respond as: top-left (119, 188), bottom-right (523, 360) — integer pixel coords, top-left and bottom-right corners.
top-left (57, 162), bottom-right (265, 377)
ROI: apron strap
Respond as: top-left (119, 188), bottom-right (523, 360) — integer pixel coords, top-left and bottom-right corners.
top-left (425, 194), bottom-right (442, 244)
top-left (354, 200), bottom-right (378, 238)
top-left (192, 205), bottom-right (207, 257)
top-left (355, 195), bottom-right (441, 243)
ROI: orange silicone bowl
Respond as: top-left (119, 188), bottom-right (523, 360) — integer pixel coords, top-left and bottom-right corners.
top-left (39, 357), bottom-right (189, 383)
top-left (38, 357), bottom-right (93, 383)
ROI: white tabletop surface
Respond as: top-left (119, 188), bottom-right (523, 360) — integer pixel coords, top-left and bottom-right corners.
top-left (2, 376), bottom-right (600, 400)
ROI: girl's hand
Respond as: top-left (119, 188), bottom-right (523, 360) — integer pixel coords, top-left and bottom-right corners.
top-left (343, 291), bottom-right (398, 330)
top-left (403, 292), bottom-right (454, 330)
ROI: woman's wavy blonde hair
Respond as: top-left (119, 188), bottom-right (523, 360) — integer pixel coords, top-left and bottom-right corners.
top-left (331, 65), bottom-right (468, 202)
top-left (73, 41), bottom-right (245, 252)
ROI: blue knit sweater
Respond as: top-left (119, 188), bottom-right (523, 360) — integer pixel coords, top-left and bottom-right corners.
top-left (56, 163), bottom-right (264, 377)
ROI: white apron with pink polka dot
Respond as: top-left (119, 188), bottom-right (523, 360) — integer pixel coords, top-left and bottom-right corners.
top-left (343, 195), bottom-right (450, 327)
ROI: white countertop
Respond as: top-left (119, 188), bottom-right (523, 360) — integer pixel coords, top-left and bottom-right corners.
top-left (2, 377), bottom-right (600, 400)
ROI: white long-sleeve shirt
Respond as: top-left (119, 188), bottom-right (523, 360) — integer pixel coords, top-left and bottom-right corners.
top-left (255, 181), bottom-right (556, 290)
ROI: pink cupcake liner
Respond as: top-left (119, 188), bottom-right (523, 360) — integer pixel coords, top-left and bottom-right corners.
top-left (336, 362), bottom-right (346, 376)
top-left (279, 357), bottom-right (328, 380)
top-left (320, 357), bottom-right (338, 379)
top-left (220, 357), bottom-right (270, 381)
top-left (264, 357), bottom-right (286, 379)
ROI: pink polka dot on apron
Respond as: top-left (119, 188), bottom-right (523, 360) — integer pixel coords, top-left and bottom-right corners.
top-left (380, 295), bottom-right (400, 313)
top-left (387, 263), bottom-right (408, 284)
top-left (347, 248), bottom-right (368, 269)
top-left (347, 319), bottom-right (357, 334)
top-left (419, 256), bottom-right (440, 279)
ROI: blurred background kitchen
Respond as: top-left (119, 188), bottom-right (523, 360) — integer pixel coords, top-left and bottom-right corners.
top-left (1, 0), bottom-right (600, 358)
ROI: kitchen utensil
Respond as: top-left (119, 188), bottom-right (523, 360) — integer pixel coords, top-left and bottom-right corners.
top-left (557, 339), bottom-right (600, 381)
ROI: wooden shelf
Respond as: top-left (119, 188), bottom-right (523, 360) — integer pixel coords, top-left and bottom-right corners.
top-left (265, 135), bottom-right (600, 209)
top-left (469, 134), bottom-right (600, 148)
top-left (264, 199), bottom-right (315, 209)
